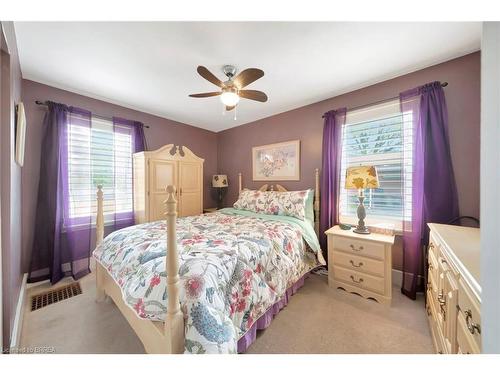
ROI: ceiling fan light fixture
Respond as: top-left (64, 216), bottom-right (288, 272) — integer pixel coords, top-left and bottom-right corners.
top-left (220, 90), bottom-right (240, 107)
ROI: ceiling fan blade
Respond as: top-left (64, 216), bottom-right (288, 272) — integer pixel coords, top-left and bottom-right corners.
top-left (189, 92), bottom-right (221, 98)
top-left (226, 105), bottom-right (236, 111)
top-left (239, 90), bottom-right (268, 102)
top-left (197, 66), bottom-right (224, 88)
top-left (233, 68), bottom-right (264, 89)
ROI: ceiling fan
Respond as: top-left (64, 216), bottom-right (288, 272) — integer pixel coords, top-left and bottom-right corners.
top-left (189, 65), bottom-right (268, 111)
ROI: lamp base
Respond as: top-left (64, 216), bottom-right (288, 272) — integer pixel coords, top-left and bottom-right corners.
top-left (354, 193), bottom-right (370, 234)
top-left (353, 227), bottom-right (371, 235)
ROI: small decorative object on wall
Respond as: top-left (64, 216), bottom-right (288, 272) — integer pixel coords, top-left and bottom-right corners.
top-left (212, 174), bottom-right (228, 208)
top-left (15, 102), bottom-right (26, 167)
top-left (252, 140), bottom-right (300, 181)
top-left (344, 165), bottom-right (379, 234)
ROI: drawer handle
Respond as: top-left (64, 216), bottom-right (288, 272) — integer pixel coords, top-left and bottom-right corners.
top-left (426, 305), bottom-right (431, 316)
top-left (349, 260), bottom-right (364, 268)
top-left (465, 309), bottom-right (481, 335)
top-left (437, 291), bottom-right (446, 305)
top-left (349, 244), bottom-right (364, 252)
top-left (350, 275), bottom-right (364, 284)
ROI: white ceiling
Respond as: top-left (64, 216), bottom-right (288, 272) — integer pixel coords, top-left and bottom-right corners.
top-left (14, 22), bottom-right (481, 132)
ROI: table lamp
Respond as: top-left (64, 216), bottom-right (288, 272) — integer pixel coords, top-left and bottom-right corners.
top-left (212, 174), bottom-right (228, 208)
top-left (344, 165), bottom-right (379, 234)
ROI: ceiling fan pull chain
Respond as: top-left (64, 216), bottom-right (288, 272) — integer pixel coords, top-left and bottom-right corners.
top-left (234, 106), bottom-right (237, 121)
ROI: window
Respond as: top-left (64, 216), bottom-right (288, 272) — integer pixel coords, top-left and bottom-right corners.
top-left (66, 115), bottom-right (133, 225)
top-left (339, 100), bottom-right (412, 230)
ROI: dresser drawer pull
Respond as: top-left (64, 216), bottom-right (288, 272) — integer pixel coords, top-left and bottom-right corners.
top-left (465, 309), bottom-right (481, 335)
top-left (349, 260), bottom-right (364, 268)
top-left (437, 291), bottom-right (446, 305)
top-left (426, 305), bottom-right (431, 316)
top-left (349, 244), bottom-right (364, 252)
top-left (350, 275), bottom-right (364, 284)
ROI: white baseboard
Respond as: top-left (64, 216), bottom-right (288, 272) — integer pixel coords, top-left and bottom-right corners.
top-left (392, 269), bottom-right (403, 287)
top-left (10, 273), bottom-right (27, 351)
top-left (392, 268), bottom-right (425, 288)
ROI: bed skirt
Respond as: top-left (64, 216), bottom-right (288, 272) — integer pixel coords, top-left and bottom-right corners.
top-left (237, 273), bottom-right (308, 353)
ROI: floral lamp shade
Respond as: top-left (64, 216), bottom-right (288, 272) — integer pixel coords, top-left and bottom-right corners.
top-left (212, 174), bottom-right (228, 188)
top-left (345, 166), bottom-right (379, 190)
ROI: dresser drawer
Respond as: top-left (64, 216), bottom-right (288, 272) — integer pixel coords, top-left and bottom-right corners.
top-left (333, 265), bottom-right (385, 294)
top-left (427, 290), bottom-right (446, 354)
top-left (428, 234), bottom-right (440, 260)
top-left (428, 247), bottom-right (439, 285)
top-left (457, 313), bottom-right (480, 354)
top-left (457, 278), bottom-right (481, 351)
top-left (332, 251), bottom-right (385, 277)
top-left (333, 236), bottom-right (385, 260)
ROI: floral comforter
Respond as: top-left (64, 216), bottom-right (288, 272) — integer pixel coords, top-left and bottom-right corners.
top-left (93, 211), bottom-right (321, 354)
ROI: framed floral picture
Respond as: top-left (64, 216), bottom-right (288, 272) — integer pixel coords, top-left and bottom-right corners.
top-left (252, 140), bottom-right (300, 181)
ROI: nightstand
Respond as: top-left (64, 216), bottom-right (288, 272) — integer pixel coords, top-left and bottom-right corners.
top-left (203, 207), bottom-right (218, 214)
top-left (325, 226), bottom-right (395, 305)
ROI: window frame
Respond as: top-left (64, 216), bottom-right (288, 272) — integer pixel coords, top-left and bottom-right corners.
top-left (338, 99), bottom-right (412, 232)
top-left (64, 115), bottom-right (135, 230)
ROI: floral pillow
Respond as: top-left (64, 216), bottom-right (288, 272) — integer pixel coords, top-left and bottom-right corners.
top-left (265, 190), bottom-right (310, 221)
top-left (233, 189), bottom-right (268, 213)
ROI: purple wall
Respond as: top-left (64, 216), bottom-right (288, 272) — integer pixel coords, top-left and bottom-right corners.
top-left (21, 80), bottom-right (219, 272)
top-left (1, 21), bottom-right (23, 350)
top-left (218, 52), bottom-right (481, 269)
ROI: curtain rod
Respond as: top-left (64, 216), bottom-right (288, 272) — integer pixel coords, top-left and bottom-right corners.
top-left (35, 100), bottom-right (151, 129)
top-left (323, 81), bottom-right (448, 117)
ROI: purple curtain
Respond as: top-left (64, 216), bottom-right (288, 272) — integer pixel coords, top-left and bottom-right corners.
top-left (319, 108), bottom-right (347, 258)
top-left (30, 102), bottom-right (93, 284)
top-left (29, 105), bottom-right (148, 284)
top-left (113, 117), bottom-right (147, 153)
top-left (400, 82), bottom-right (459, 299)
top-left (111, 117), bottom-right (147, 228)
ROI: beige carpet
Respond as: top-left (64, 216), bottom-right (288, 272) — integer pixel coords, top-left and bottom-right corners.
top-left (20, 272), bottom-right (433, 354)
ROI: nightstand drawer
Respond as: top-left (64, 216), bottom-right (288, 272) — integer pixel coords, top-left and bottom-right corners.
top-left (333, 265), bottom-right (385, 294)
top-left (333, 236), bottom-right (385, 260)
top-left (332, 251), bottom-right (384, 277)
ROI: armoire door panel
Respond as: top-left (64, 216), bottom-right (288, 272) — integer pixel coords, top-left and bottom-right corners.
top-left (179, 162), bottom-right (202, 217)
top-left (149, 159), bottom-right (177, 221)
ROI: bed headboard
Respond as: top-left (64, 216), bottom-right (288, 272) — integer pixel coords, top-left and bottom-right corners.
top-left (237, 168), bottom-right (320, 235)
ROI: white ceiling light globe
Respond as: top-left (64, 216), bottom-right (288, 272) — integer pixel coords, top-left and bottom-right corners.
top-left (220, 91), bottom-right (240, 107)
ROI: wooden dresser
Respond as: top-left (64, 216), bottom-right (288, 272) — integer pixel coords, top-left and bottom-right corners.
top-left (326, 226), bottom-right (395, 305)
top-left (426, 223), bottom-right (481, 354)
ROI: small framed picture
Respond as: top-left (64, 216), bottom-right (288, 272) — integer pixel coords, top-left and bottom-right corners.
top-left (252, 140), bottom-right (300, 181)
top-left (15, 102), bottom-right (26, 167)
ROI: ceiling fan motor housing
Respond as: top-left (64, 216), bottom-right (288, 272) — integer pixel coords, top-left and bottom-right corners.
top-left (222, 64), bottom-right (237, 78)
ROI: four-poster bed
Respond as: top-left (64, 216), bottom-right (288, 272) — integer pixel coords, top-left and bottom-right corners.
top-left (94, 168), bottom-right (322, 354)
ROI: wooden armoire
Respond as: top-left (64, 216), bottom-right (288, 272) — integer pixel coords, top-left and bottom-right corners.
top-left (133, 144), bottom-right (204, 223)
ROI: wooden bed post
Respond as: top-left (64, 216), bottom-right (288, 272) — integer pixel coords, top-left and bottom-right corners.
top-left (238, 172), bottom-right (242, 193)
top-left (95, 185), bottom-right (106, 301)
top-left (96, 185), bottom-right (104, 246)
top-left (164, 185), bottom-right (185, 354)
top-left (314, 168), bottom-right (320, 236)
